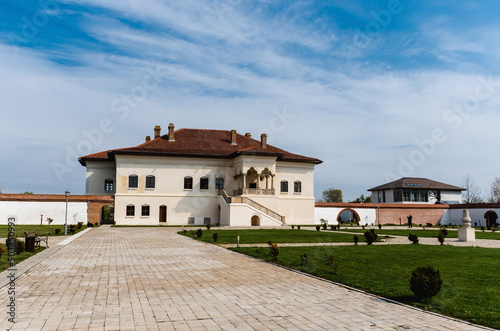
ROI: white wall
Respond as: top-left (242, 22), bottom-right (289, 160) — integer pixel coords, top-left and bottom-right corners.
top-left (314, 207), bottom-right (377, 225)
top-left (444, 208), bottom-right (500, 226)
top-left (0, 201), bottom-right (88, 225)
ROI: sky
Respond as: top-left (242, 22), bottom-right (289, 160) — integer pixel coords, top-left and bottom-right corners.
top-left (1, 0), bottom-right (500, 201)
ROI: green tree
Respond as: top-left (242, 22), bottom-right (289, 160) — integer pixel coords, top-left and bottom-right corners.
top-left (321, 188), bottom-right (343, 202)
top-left (352, 194), bottom-right (372, 203)
top-left (22, 191), bottom-right (33, 194)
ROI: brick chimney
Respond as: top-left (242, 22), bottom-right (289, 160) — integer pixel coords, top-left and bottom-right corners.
top-left (245, 133), bottom-right (252, 138)
top-left (261, 133), bottom-right (267, 149)
top-left (154, 125), bottom-right (161, 139)
top-left (145, 136), bottom-right (151, 142)
top-left (168, 123), bottom-right (175, 142)
top-left (231, 130), bottom-right (237, 145)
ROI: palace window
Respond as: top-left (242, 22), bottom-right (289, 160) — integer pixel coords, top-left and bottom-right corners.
top-left (126, 205), bottom-right (135, 216)
top-left (280, 181), bottom-right (288, 193)
top-left (141, 205), bottom-right (150, 217)
top-left (146, 175), bottom-right (155, 189)
top-left (200, 177), bottom-right (209, 190)
top-left (128, 175), bottom-right (138, 189)
top-left (294, 181), bottom-right (302, 193)
top-left (215, 177), bottom-right (224, 190)
top-left (104, 179), bottom-right (114, 192)
top-left (184, 176), bottom-right (193, 190)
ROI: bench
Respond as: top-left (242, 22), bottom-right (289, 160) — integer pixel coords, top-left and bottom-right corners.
top-left (24, 231), bottom-right (49, 250)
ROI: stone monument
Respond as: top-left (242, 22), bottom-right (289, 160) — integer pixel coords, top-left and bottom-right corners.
top-left (458, 209), bottom-right (475, 242)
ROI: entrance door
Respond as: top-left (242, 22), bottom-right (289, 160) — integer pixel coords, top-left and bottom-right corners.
top-left (485, 211), bottom-right (498, 228)
top-left (159, 205), bottom-right (167, 223)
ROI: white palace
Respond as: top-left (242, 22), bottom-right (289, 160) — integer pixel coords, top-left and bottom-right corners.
top-left (78, 124), bottom-right (322, 226)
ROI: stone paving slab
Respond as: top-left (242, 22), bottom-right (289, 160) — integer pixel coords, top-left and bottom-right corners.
top-left (0, 227), bottom-right (494, 330)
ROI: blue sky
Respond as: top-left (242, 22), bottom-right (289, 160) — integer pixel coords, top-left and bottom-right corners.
top-left (1, 0), bottom-right (500, 201)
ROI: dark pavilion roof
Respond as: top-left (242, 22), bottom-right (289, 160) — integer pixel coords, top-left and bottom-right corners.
top-left (368, 177), bottom-right (465, 192)
top-left (79, 128), bottom-right (322, 166)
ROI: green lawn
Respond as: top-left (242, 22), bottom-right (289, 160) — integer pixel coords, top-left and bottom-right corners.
top-left (0, 225), bottom-right (88, 238)
top-left (339, 228), bottom-right (500, 240)
top-left (233, 244), bottom-right (500, 329)
top-left (179, 229), bottom-right (370, 244)
top-left (0, 244), bottom-right (46, 273)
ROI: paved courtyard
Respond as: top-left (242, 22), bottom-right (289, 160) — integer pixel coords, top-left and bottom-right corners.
top-left (0, 226), bottom-right (493, 330)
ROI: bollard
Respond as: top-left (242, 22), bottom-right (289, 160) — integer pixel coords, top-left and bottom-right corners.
top-left (237, 235), bottom-right (240, 248)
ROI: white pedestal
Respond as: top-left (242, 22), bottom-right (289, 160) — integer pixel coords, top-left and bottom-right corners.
top-left (458, 227), bottom-right (475, 242)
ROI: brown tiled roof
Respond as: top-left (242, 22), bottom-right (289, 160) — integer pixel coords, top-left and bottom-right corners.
top-left (79, 128), bottom-right (322, 165)
top-left (368, 177), bottom-right (464, 191)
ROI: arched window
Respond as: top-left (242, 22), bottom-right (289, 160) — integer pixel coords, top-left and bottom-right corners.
top-left (280, 181), bottom-right (288, 193)
top-left (215, 177), bottom-right (224, 190)
top-left (128, 175), bottom-right (138, 188)
top-left (126, 205), bottom-right (135, 216)
top-left (200, 177), bottom-right (209, 190)
top-left (184, 176), bottom-right (193, 190)
top-left (104, 179), bottom-right (114, 192)
top-left (146, 175), bottom-right (155, 189)
top-left (141, 205), bottom-right (150, 217)
top-left (294, 181), bottom-right (302, 193)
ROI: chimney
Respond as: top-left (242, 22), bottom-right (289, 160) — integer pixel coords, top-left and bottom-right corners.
top-left (261, 133), bottom-right (267, 149)
top-left (145, 136), bottom-right (151, 142)
top-left (231, 130), bottom-right (237, 145)
top-left (168, 123), bottom-right (175, 142)
top-left (154, 125), bottom-right (161, 139)
top-left (245, 133), bottom-right (252, 138)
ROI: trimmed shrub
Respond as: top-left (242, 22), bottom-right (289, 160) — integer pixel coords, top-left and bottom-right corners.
top-left (330, 225), bottom-right (335, 231)
top-left (437, 228), bottom-right (447, 245)
top-left (297, 225), bottom-right (301, 230)
top-left (54, 228), bottom-right (61, 235)
top-left (300, 253), bottom-right (308, 267)
top-left (212, 233), bottom-right (218, 243)
top-left (364, 229), bottom-right (378, 245)
top-left (409, 266), bottom-right (443, 301)
top-left (322, 223), bottom-right (327, 230)
top-left (353, 235), bottom-right (359, 245)
top-left (206, 224), bottom-right (211, 230)
top-left (438, 232), bottom-right (445, 245)
top-left (378, 224), bottom-right (382, 229)
top-left (196, 228), bottom-right (203, 238)
top-left (408, 233), bottom-right (419, 244)
top-left (291, 225), bottom-right (295, 229)
top-left (6, 238), bottom-right (25, 254)
top-left (325, 254), bottom-right (338, 274)
top-left (269, 243), bottom-right (279, 260)
top-left (316, 226), bottom-right (320, 231)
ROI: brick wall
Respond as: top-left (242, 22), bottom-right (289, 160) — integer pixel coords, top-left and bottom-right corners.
top-left (315, 202), bottom-right (449, 225)
top-left (377, 207), bottom-right (448, 226)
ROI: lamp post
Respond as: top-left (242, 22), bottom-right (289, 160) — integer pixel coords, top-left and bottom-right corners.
top-left (64, 190), bottom-right (70, 235)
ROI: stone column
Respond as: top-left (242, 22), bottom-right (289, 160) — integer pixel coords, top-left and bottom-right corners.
top-left (458, 209), bottom-right (475, 242)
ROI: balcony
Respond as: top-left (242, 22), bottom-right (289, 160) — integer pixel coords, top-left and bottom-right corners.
top-left (234, 188), bottom-right (275, 196)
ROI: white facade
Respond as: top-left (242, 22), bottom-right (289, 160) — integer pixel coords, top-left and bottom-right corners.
top-left (371, 188), bottom-right (462, 204)
top-left (81, 128), bottom-right (320, 226)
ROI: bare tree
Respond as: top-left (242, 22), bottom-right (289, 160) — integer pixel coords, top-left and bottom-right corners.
top-left (490, 177), bottom-right (500, 203)
top-left (461, 173), bottom-right (482, 203)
